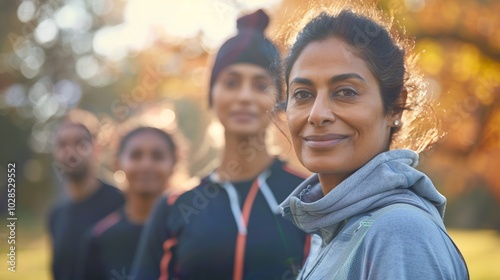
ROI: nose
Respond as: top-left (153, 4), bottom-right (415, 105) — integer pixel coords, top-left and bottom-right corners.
top-left (236, 82), bottom-right (253, 103)
top-left (139, 156), bottom-right (155, 169)
top-left (308, 94), bottom-right (335, 127)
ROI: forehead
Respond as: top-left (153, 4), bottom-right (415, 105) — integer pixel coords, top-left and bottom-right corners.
top-left (123, 131), bottom-right (171, 151)
top-left (56, 124), bottom-right (91, 142)
top-left (289, 37), bottom-right (374, 82)
top-left (219, 63), bottom-right (272, 79)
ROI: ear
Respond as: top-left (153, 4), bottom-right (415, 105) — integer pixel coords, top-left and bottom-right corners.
top-left (387, 88), bottom-right (408, 126)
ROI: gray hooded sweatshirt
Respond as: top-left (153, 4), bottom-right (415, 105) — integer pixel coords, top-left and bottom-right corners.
top-left (279, 149), bottom-right (468, 279)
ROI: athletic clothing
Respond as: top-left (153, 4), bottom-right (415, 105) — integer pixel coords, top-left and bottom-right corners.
top-left (132, 159), bottom-right (310, 280)
top-left (77, 206), bottom-right (143, 280)
top-left (48, 181), bottom-right (125, 280)
top-left (279, 149), bottom-right (468, 279)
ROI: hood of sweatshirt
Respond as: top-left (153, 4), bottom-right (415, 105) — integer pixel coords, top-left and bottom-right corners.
top-left (279, 149), bottom-right (446, 240)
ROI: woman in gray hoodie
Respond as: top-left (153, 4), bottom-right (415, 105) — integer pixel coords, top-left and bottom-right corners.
top-left (278, 6), bottom-right (469, 280)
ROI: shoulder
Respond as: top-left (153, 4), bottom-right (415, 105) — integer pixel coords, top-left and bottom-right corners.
top-left (99, 181), bottom-right (124, 197)
top-left (279, 161), bottom-right (310, 180)
top-left (368, 205), bottom-right (441, 236)
top-left (48, 200), bottom-right (70, 223)
top-left (361, 204), bottom-right (448, 256)
top-left (168, 177), bottom-right (217, 207)
top-left (147, 180), bottom-right (216, 223)
top-left (96, 182), bottom-right (125, 205)
top-left (357, 205), bottom-right (468, 279)
top-left (91, 210), bottom-right (123, 238)
top-left (270, 159), bottom-right (309, 181)
top-left (267, 160), bottom-right (309, 197)
top-left (49, 201), bottom-right (68, 216)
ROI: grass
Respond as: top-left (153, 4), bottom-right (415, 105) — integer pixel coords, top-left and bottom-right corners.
top-left (449, 229), bottom-right (500, 280)
top-left (0, 229), bottom-right (499, 279)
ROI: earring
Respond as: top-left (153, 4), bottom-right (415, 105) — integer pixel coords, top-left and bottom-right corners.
top-left (394, 119), bottom-right (400, 126)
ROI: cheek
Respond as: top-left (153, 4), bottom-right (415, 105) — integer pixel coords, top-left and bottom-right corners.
top-left (255, 97), bottom-right (272, 114)
top-left (155, 158), bottom-right (174, 174)
top-left (211, 86), bottom-right (231, 107)
top-left (286, 108), bottom-right (304, 136)
top-left (212, 96), bottom-right (230, 120)
top-left (120, 160), bottom-right (137, 178)
top-left (286, 110), bottom-right (306, 152)
top-left (347, 109), bottom-right (390, 149)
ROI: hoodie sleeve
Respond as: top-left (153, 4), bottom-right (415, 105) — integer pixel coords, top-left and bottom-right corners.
top-left (359, 208), bottom-right (468, 280)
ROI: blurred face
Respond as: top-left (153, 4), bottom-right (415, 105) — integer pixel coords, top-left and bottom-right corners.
top-left (212, 63), bottom-right (276, 137)
top-left (119, 131), bottom-right (175, 196)
top-left (287, 37), bottom-right (399, 189)
top-left (53, 124), bottom-right (93, 181)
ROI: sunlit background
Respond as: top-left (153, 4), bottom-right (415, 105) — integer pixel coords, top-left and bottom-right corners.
top-left (0, 0), bottom-right (499, 279)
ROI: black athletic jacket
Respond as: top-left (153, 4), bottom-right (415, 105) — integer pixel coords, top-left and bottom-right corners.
top-left (131, 159), bottom-right (310, 280)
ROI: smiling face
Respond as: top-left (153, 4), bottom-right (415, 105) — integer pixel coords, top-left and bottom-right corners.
top-left (286, 37), bottom-right (400, 190)
top-left (211, 63), bottom-right (276, 137)
top-left (119, 131), bottom-right (175, 196)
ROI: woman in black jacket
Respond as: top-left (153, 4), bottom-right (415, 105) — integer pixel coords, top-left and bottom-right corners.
top-left (131, 9), bottom-right (310, 280)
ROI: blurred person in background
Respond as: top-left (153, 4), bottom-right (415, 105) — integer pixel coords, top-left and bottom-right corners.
top-left (48, 120), bottom-right (125, 280)
top-left (77, 127), bottom-right (177, 280)
top-left (132, 9), bottom-right (310, 280)
top-left (278, 5), bottom-right (469, 279)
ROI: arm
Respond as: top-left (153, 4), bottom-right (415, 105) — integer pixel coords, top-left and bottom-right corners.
top-left (361, 210), bottom-right (466, 280)
top-left (131, 195), bottom-right (174, 280)
top-left (75, 230), bottom-right (107, 280)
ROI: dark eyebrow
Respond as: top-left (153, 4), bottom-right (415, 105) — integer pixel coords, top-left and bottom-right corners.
top-left (330, 73), bottom-right (366, 84)
top-left (289, 77), bottom-right (313, 86)
top-left (290, 73), bottom-right (366, 87)
top-left (224, 71), bottom-right (271, 81)
top-left (224, 70), bottom-right (242, 77)
top-left (253, 74), bottom-right (272, 81)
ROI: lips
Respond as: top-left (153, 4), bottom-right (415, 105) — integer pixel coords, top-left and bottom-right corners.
top-left (230, 111), bottom-right (258, 122)
top-left (136, 173), bottom-right (159, 183)
top-left (303, 134), bottom-right (349, 148)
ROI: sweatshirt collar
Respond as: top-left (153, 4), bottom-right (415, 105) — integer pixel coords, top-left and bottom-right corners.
top-left (279, 149), bottom-right (446, 241)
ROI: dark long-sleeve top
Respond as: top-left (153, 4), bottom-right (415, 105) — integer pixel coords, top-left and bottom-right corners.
top-left (48, 182), bottom-right (125, 280)
top-left (77, 206), bottom-right (143, 280)
top-left (132, 159), bottom-right (311, 280)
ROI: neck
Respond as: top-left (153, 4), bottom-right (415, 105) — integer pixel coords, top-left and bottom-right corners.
top-left (218, 131), bottom-right (274, 182)
top-left (66, 173), bottom-right (100, 202)
top-left (318, 173), bottom-right (350, 195)
top-left (125, 192), bottom-right (161, 224)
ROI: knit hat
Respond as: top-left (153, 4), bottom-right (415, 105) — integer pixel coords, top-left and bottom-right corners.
top-left (209, 9), bottom-right (280, 106)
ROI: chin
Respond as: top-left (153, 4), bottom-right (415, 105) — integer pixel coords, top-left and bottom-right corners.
top-left (228, 126), bottom-right (264, 137)
top-left (298, 154), bottom-right (345, 175)
top-left (136, 189), bottom-right (162, 197)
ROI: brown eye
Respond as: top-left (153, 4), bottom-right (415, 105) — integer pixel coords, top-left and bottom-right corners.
top-left (334, 89), bottom-right (358, 98)
top-left (152, 150), bottom-right (165, 161)
top-left (257, 83), bottom-right (270, 92)
top-left (130, 149), bottom-right (142, 160)
top-left (223, 77), bottom-right (240, 89)
top-left (253, 79), bottom-right (271, 93)
top-left (293, 90), bottom-right (314, 100)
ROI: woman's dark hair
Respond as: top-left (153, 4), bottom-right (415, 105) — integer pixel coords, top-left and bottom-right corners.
top-left (285, 11), bottom-right (406, 115)
top-left (118, 127), bottom-right (177, 164)
top-left (276, 4), bottom-right (440, 151)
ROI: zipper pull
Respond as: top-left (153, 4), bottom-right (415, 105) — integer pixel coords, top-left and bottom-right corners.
top-left (354, 220), bottom-right (374, 233)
